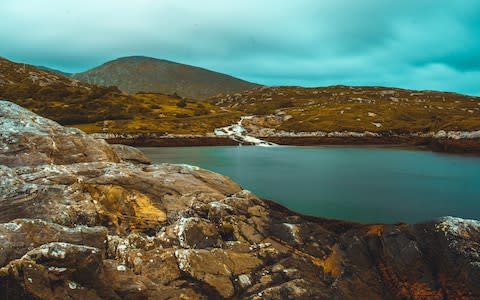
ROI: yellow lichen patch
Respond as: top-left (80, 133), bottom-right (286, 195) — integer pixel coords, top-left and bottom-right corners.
top-left (366, 224), bottom-right (385, 236)
top-left (308, 255), bottom-right (324, 268)
top-left (86, 184), bottom-right (166, 232)
top-left (318, 245), bottom-right (343, 278)
top-left (132, 192), bottom-right (167, 224)
top-left (378, 259), bottom-right (445, 299)
top-left (404, 282), bottom-right (444, 299)
top-left (395, 223), bottom-right (410, 229)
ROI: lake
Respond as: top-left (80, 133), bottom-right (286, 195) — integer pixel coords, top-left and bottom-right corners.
top-left (140, 146), bottom-right (480, 224)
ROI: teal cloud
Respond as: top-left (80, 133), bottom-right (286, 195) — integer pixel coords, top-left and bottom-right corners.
top-left (1, 0), bottom-right (479, 95)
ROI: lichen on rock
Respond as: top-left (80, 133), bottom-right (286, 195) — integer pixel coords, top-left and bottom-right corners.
top-left (0, 100), bottom-right (479, 299)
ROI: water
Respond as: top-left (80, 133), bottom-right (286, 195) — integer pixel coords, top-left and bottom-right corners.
top-left (140, 146), bottom-right (480, 224)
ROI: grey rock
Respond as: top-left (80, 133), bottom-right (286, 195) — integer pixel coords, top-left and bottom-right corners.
top-left (110, 144), bottom-right (151, 164)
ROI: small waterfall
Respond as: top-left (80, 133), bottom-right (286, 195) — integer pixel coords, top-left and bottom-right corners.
top-left (214, 116), bottom-right (277, 147)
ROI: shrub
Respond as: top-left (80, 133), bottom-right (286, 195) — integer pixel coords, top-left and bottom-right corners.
top-left (175, 113), bottom-right (190, 118)
top-left (194, 108), bottom-right (209, 116)
top-left (88, 86), bottom-right (120, 100)
top-left (171, 92), bottom-right (182, 99)
top-left (176, 99), bottom-right (187, 108)
top-left (127, 105), bottom-right (150, 115)
top-left (253, 106), bottom-right (271, 115)
top-left (277, 99), bottom-right (294, 108)
top-left (193, 103), bottom-right (209, 116)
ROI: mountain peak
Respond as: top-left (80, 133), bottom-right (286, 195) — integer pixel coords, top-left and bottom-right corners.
top-left (111, 56), bottom-right (173, 63)
top-left (73, 57), bottom-right (260, 99)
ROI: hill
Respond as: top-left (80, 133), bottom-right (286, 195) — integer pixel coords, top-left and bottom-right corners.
top-left (0, 56), bottom-right (128, 124)
top-left (209, 85), bottom-right (480, 134)
top-left (2, 57), bottom-right (479, 147)
top-left (36, 65), bottom-right (72, 77)
top-left (0, 57), bottom-right (90, 97)
top-left (0, 57), bottom-right (240, 134)
top-left (71, 56), bottom-right (260, 99)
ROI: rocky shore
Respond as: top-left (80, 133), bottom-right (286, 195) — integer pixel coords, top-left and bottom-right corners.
top-left (99, 134), bottom-right (480, 154)
top-left (1, 100), bottom-right (480, 299)
top-left (91, 115), bottom-right (480, 154)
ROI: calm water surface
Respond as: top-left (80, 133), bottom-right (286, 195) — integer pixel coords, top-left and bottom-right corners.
top-left (140, 146), bottom-right (480, 224)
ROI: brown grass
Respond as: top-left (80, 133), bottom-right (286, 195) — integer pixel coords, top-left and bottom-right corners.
top-left (210, 86), bottom-right (480, 133)
top-left (2, 57), bottom-right (479, 135)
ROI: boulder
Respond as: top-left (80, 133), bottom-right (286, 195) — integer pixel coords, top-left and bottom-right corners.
top-left (0, 100), bottom-right (119, 167)
top-left (174, 217), bottom-right (220, 248)
top-left (0, 219), bottom-right (107, 267)
top-left (110, 144), bottom-right (151, 164)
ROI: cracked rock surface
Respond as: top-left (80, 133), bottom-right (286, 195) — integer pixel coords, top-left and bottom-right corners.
top-left (0, 100), bottom-right (479, 299)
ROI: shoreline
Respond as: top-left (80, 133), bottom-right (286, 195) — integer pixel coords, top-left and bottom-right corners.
top-left (102, 135), bottom-right (480, 155)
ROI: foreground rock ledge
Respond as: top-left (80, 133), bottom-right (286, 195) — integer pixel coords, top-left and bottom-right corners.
top-left (0, 100), bottom-right (479, 299)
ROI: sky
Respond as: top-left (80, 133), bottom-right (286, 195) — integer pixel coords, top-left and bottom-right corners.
top-left (1, 0), bottom-right (479, 95)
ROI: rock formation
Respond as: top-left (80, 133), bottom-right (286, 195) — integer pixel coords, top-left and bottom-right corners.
top-left (0, 100), bottom-right (479, 299)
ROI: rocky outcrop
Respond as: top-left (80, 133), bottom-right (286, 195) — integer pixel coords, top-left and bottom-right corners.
top-left (0, 100), bottom-right (479, 299)
top-left (110, 144), bottom-right (151, 164)
top-left (0, 101), bottom-right (118, 167)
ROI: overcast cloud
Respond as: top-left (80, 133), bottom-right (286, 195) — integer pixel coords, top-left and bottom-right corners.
top-left (1, 0), bottom-right (479, 94)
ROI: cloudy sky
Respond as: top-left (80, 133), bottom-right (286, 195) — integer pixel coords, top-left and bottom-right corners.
top-left (1, 0), bottom-right (479, 95)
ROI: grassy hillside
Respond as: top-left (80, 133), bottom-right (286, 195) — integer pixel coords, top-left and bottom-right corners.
top-left (72, 56), bottom-right (260, 99)
top-left (72, 92), bottom-right (242, 134)
top-left (2, 57), bottom-right (479, 137)
top-left (0, 57), bottom-right (240, 134)
top-left (36, 65), bottom-right (72, 77)
top-left (0, 57), bottom-right (126, 124)
top-left (210, 86), bottom-right (480, 134)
